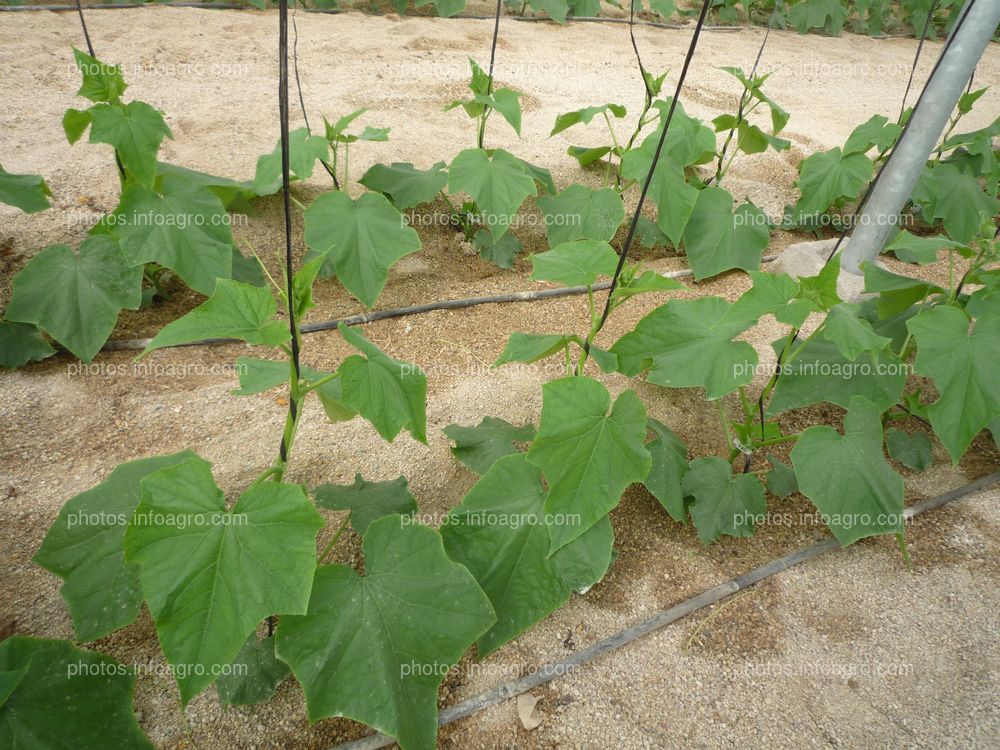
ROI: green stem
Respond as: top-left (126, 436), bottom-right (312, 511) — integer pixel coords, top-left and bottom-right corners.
top-left (715, 398), bottom-right (734, 455)
top-left (289, 194), bottom-right (307, 212)
top-left (751, 433), bottom-right (800, 449)
top-left (318, 515), bottom-right (351, 564)
top-left (300, 370), bottom-right (338, 396)
top-left (738, 386), bottom-right (753, 422)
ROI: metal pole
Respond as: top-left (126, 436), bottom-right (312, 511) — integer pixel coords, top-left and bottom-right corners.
top-left (841, 0), bottom-right (1000, 275)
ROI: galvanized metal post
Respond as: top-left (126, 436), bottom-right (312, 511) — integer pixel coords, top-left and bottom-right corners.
top-left (841, 0), bottom-right (1000, 274)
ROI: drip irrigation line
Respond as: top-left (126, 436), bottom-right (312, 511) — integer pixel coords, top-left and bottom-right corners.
top-left (96, 256), bottom-right (777, 354)
top-left (331, 469), bottom-right (1000, 750)
top-left (592, 0), bottom-right (712, 339)
top-left (0, 1), bottom-right (929, 38)
top-left (277, 0), bottom-right (301, 466)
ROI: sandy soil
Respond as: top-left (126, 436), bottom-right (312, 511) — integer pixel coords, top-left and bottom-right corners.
top-left (1, 6), bottom-right (999, 750)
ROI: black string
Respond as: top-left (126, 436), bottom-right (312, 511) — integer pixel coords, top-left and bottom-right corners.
top-left (590, 0), bottom-right (713, 336)
top-left (485, 0), bottom-right (502, 95)
top-left (629, 0), bottom-right (653, 104)
top-left (708, 0), bottom-right (782, 185)
top-left (278, 0), bottom-right (301, 467)
top-left (74, 0), bottom-right (95, 57)
top-left (899, 0), bottom-right (939, 122)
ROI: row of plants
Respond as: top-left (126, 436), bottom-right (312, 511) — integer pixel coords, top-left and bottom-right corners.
top-left (2, 28), bottom-right (999, 750)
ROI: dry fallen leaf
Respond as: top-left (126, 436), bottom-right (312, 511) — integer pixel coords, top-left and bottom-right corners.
top-left (516, 693), bottom-right (544, 731)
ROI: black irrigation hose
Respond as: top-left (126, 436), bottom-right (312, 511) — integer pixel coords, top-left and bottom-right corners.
top-left (592, 0), bottom-right (712, 338)
top-left (331, 469), bottom-right (1000, 750)
top-left (99, 258), bottom-right (778, 353)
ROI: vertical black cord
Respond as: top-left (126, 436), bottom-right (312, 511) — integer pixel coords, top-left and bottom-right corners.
top-left (74, 0), bottom-right (95, 57)
top-left (899, 0), bottom-right (939, 122)
top-left (629, 0), bottom-right (653, 104)
top-left (708, 0), bottom-right (782, 184)
top-left (485, 0), bottom-right (502, 95)
top-left (291, 1), bottom-right (340, 189)
top-left (590, 0), bottom-right (713, 336)
top-left (292, 0), bottom-right (310, 132)
top-left (279, 0), bottom-right (302, 465)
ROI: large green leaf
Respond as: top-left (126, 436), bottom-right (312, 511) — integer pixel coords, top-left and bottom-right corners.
top-left (34, 451), bottom-right (196, 642)
top-left (822, 302), bottom-right (892, 360)
top-left (536, 184), bottom-right (625, 245)
top-left (530, 240), bottom-right (619, 287)
top-left (5, 236), bottom-right (142, 363)
top-left (907, 306), bottom-right (1000, 462)
top-left (471, 229), bottom-right (523, 268)
top-left (448, 148), bottom-right (537, 240)
top-left (141, 279), bottom-right (289, 355)
top-left (862, 263), bottom-right (945, 317)
top-left (442, 454), bottom-right (613, 657)
top-left (275, 517), bottom-right (496, 750)
top-left (765, 455), bottom-right (798, 499)
top-left (766, 337), bottom-right (906, 416)
top-left (89, 101), bottom-right (172, 188)
top-left (252, 127), bottom-right (329, 195)
top-left (791, 396), bottom-right (905, 546)
top-left (612, 297), bottom-right (758, 400)
top-left (885, 230), bottom-right (967, 265)
top-left (643, 418), bottom-right (689, 523)
top-left (124, 457), bottom-right (323, 704)
top-left (681, 187), bottom-right (770, 280)
top-left (155, 161), bottom-right (256, 212)
top-left (0, 637), bottom-right (152, 749)
top-left (359, 161), bottom-right (448, 209)
top-left (0, 166), bottom-right (53, 213)
top-left (682, 457), bottom-right (767, 545)
top-left (620, 100), bottom-right (717, 182)
top-left (526, 376), bottom-right (650, 552)
top-left (304, 191), bottom-right (421, 307)
top-left (336, 322), bottom-right (427, 443)
top-left (913, 164), bottom-right (1000, 244)
top-left (885, 428), bottom-right (933, 472)
top-left (112, 174), bottom-right (234, 295)
top-left (443, 417), bottom-right (536, 475)
top-left (721, 270), bottom-right (815, 329)
top-left (791, 147), bottom-right (872, 221)
top-left (495, 332), bottom-right (575, 367)
top-left (843, 114), bottom-right (901, 154)
top-left (0, 320), bottom-right (55, 369)
top-left (550, 103), bottom-right (626, 136)
top-left (314, 474), bottom-right (418, 535)
top-left (652, 163), bottom-right (699, 247)
top-left (72, 47), bottom-right (127, 103)
top-left (215, 635), bottom-right (290, 706)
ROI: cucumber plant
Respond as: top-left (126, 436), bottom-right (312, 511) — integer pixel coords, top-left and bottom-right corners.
top-left (1, 49), bottom-right (262, 366)
top-left (28, 209), bottom-right (496, 750)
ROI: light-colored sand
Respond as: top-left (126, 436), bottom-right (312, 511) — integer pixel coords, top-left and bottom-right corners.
top-left (1, 7), bottom-right (998, 750)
